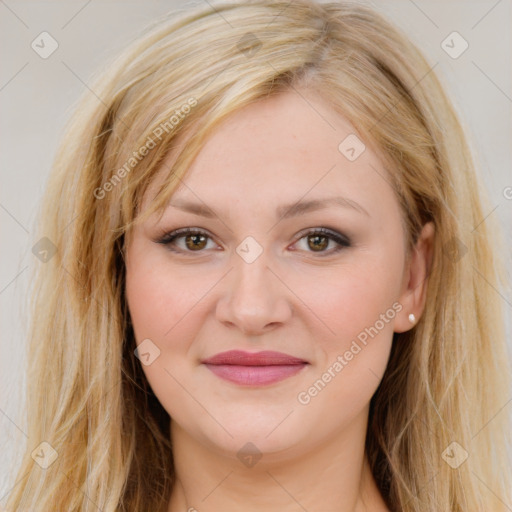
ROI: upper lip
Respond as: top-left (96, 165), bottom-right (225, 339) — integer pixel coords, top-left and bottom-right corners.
top-left (201, 350), bottom-right (308, 366)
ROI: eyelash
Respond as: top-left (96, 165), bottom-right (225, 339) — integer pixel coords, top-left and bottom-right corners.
top-left (155, 227), bottom-right (351, 256)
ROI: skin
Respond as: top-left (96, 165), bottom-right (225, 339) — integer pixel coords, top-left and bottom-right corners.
top-left (124, 89), bottom-right (434, 512)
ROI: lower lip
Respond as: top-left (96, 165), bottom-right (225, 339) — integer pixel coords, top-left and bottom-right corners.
top-left (203, 363), bottom-right (308, 386)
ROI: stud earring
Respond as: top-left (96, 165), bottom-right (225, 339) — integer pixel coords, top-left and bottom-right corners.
top-left (408, 313), bottom-right (416, 324)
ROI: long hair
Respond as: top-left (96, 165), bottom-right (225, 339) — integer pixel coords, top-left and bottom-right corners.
top-left (6, 1), bottom-right (511, 510)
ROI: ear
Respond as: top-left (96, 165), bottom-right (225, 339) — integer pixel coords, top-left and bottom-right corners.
top-left (394, 221), bottom-right (435, 333)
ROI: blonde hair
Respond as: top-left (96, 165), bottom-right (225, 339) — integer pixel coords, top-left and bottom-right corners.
top-left (6, 1), bottom-right (511, 511)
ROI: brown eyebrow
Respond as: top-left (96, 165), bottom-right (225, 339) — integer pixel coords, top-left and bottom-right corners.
top-left (167, 196), bottom-right (370, 219)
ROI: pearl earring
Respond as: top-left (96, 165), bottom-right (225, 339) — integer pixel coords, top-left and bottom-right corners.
top-left (408, 313), bottom-right (416, 324)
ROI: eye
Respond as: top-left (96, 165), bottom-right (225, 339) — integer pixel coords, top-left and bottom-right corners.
top-left (154, 227), bottom-right (351, 255)
top-left (155, 228), bottom-right (217, 253)
top-left (293, 227), bottom-right (351, 255)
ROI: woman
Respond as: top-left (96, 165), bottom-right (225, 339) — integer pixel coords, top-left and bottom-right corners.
top-left (6, 1), bottom-right (511, 511)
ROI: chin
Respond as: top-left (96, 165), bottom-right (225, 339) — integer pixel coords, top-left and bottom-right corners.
top-left (198, 417), bottom-right (304, 458)
top-left (215, 434), bottom-right (303, 467)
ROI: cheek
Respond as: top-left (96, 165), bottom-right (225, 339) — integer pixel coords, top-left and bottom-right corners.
top-left (125, 252), bottom-right (213, 422)
top-left (126, 250), bottom-right (208, 342)
top-left (291, 248), bottom-right (403, 418)
top-left (294, 248), bottom-right (404, 352)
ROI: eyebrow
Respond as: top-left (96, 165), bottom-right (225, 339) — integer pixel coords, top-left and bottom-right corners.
top-left (167, 196), bottom-right (370, 219)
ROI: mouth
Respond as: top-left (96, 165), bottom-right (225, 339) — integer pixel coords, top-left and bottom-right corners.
top-left (201, 350), bottom-right (309, 386)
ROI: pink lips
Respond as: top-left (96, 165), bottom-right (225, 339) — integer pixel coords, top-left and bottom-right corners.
top-left (202, 350), bottom-right (309, 386)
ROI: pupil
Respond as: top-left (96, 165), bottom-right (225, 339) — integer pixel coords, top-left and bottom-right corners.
top-left (309, 234), bottom-right (327, 251)
top-left (186, 234), bottom-right (206, 250)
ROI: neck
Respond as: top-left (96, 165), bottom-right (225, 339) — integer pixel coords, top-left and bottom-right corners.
top-left (165, 407), bottom-right (390, 512)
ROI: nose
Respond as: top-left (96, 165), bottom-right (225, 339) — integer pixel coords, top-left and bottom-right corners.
top-left (215, 251), bottom-right (293, 337)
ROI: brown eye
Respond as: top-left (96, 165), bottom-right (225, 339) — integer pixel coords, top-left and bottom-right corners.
top-left (294, 228), bottom-right (351, 256)
top-left (156, 227), bottom-right (350, 256)
top-left (156, 228), bottom-right (215, 253)
top-left (184, 233), bottom-right (208, 251)
top-left (307, 233), bottom-right (329, 251)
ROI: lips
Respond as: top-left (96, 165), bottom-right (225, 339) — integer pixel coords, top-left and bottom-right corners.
top-left (202, 350), bottom-right (307, 366)
top-left (201, 350), bottom-right (309, 386)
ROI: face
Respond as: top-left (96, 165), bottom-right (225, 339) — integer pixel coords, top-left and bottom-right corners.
top-left (125, 89), bottom-right (418, 460)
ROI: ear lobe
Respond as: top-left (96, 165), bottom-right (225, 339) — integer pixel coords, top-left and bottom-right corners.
top-left (394, 221), bottom-right (435, 333)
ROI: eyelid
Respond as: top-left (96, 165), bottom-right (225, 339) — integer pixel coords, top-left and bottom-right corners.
top-left (294, 226), bottom-right (351, 246)
top-left (154, 227), bottom-right (220, 249)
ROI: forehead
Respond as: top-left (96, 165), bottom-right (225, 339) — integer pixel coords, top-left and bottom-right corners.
top-left (143, 89), bottom-right (398, 219)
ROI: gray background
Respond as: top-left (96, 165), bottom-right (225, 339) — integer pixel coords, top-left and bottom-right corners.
top-left (1, 0), bottom-right (511, 501)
